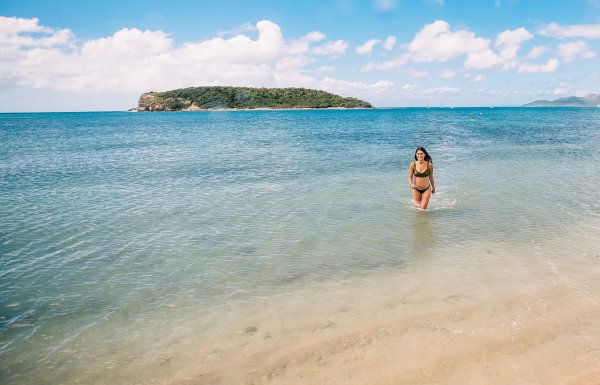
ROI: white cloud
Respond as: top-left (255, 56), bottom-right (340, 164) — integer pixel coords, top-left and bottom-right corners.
top-left (582, 51), bottom-right (597, 59)
top-left (313, 40), bottom-right (349, 56)
top-left (363, 20), bottom-right (505, 71)
top-left (360, 54), bottom-right (408, 71)
top-left (321, 77), bottom-right (395, 95)
top-left (438, 70), bottom-right (456, 78)
top-left (517, 58), bottom-right (559, 74)
top-left (360, 21), bottom-right (541, 73)
top-left (538, 22), bottom-right (600, 38)
top-left (398, 84), bottom-right (459, 95)
top-left (81, 28), bottom-right (172, 59)
top-left (0, 17), bottom-right (396, 108)
top-left (0, 18), bottom-right (337, 93)
top-left (406, 20), bottom-right (503, 69)
top-left (495, 27), bottom-right (533, 60)
top-left (472, 74), bottom-right (485, 82)
top-left (424, 86), bottom-right (459, 95)
top-left (356, 39), bottom-right (381, 55)
top-left (315, 65), bottom-right (335, 72)
top-left (217, 22), bottom-right (257, 37)
top-left (289, 31), bottom-right (326, 54)
top-left (0, 16), bottom-right (75, 49)
top-left (383, 36), bottom-right (396, 50)
top-left (557, 41), bottom-right (596, 62)
top-left (526, 45), bottom-right (546, 59)
top-left (552, 82), bottom-right (573, 95)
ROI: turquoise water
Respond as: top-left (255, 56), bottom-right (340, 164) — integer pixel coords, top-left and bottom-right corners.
top-left (1, 108), bottom-right (600, 384)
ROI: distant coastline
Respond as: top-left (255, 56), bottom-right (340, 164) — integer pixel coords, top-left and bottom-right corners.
top-left (523, 93), bottom-right (600, 107)
top-left (134, 86), bottom-right (373, 112)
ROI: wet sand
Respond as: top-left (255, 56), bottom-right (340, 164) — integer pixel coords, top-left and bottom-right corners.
top-left (134, 237), bottom-right (600, 385)
top-left (22, 232), bottom-right (600, 385)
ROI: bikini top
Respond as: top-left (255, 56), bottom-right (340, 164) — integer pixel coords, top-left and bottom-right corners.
top-left (413, 161), bottom-right (430, 177)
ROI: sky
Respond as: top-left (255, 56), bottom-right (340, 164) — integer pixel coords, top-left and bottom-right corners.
top-left (1, 0), bottom-right (600, 111)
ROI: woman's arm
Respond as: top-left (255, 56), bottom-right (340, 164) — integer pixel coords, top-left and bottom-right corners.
top-left (408, 163), bottom-right (414, 188)
top-left (429, 163), bottom-right (435, 193)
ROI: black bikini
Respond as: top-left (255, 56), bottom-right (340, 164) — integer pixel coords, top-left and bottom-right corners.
top-left (414, 186), bottom-right (430, 194)
top-left (413, 162), bottom-right (431, 194)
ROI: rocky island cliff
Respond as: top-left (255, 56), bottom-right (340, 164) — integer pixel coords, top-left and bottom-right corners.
top-left (136, 86), bottom-right (373, 111)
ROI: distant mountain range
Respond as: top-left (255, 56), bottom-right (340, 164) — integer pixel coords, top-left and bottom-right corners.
top-left (524, 93), bottom-right (600, 107)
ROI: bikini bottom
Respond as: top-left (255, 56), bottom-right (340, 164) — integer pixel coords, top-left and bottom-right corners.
top-left (414, 185), bottom-right (430, 194)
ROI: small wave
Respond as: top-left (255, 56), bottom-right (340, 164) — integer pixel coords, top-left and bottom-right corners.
top-left (400, 196), bottom-right (460, 211)
top-left (429, 198), bottom-right (460, 211)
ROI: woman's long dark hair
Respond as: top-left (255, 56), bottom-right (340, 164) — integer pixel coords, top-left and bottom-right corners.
top-left (414, 147), bottom-right (432, 163)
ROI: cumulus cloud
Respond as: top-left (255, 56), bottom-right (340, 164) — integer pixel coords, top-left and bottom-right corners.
top-left (362, 21), bottom-right (553, 75)
top-left (557, 41), bottom-right (596, 62)
top-left (0, 17), bottom-right (395, 107)
top-left (517, 58), bottom-right (559, 74)
top-left (0, 16), bottom-right (75, 49)
top-left (526, 45), bottom-right (546, 59)
top-left (313, 40), bottom-right (349, 56)
top-left (472, 74), bottom-right (485, 82)
top-left (495, 27), bottom-right (533, 60)
top-left (365, 20), bottom-right (504, 71)
top-left (356, 39), bottom-right (381, 55)
top-left (383, 36), bottom-right (396, 50)
top-left (407, 20), bottom-right (488, 62)
top-left (289, 31), bottom-right (326, 54)
top-left (538, 22), bottom-right (600, 38)
top-left (321, 77), bottom-right (395, 95)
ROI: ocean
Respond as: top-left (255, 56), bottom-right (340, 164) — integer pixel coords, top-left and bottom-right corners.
top-left (2, 108), bottom-right (600, 384)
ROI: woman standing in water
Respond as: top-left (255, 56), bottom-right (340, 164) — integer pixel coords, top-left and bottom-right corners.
top-left (408, 147), bottom-right (435, 209)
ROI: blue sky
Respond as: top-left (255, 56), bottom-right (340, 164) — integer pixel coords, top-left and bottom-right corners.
top-left (1, 0), bottom-right (600, 111)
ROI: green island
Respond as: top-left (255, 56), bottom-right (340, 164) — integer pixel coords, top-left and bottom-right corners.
top-left (135, 86), bottom-right (373, 111)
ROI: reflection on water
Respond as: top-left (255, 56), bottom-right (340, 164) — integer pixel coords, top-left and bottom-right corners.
top-left (409, 209), bottom-right (434, 259)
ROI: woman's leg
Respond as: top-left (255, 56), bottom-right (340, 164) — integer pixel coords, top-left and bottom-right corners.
top-left (420, 187), bottom-right (432, 209)
top-left (412, 189), bottom-right (422, 206)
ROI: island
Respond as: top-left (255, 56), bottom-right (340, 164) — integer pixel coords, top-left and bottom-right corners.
top-left (524, 93), bottom-right (600, 107)
top-left (135, 86), bottom-right (373, 111)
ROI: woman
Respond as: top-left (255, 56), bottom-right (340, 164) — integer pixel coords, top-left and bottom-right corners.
top-left (408, 147), bottom-right (435, 209)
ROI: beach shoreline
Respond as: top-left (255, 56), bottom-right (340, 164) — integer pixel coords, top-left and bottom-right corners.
top-left (88, 234), bottom-right (600, 385)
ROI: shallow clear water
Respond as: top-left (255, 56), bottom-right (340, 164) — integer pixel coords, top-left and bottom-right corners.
top-left (1, 108), bottom-right (600, 384)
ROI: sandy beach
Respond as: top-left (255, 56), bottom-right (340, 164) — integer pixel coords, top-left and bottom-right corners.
top-left (121, 235), bottom-right (600, 385)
